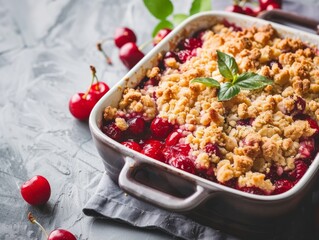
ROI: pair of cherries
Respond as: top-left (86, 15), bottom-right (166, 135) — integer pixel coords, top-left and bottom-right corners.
top-left (114, 27), bottom-right (145, 69)
top-left (114, 27), bottom-right (172, 69)
top-left (98, 26), bottom-right (173, 71)
top-left (226, 0), bottom-right (281, 16)
top-left (21, 176), bottom-right (76, 239)
top-left (69, 66), bottom-right (109, 120)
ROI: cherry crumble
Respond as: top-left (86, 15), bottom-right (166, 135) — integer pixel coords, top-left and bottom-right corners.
top-left (101, 22), bottom-right (319, 195)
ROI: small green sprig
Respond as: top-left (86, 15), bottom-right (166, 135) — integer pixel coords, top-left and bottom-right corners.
top-left (143, 0), bottom-right (211, 37)
top-left (191, 50), bottom-right (273, 101)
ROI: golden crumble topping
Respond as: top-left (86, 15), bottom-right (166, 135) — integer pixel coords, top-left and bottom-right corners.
top-left (102, 22), bottom-right (319, 194)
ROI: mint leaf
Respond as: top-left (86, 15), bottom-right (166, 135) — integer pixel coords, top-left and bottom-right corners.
top-left (216, 50), bottom-right (239, 80)
top-left (190, 0), bottom-right (211, 15)
top-left (152, 20), bottom-right (174, 37)
top-left (172, 14), bottom-right (189, 26)
top-left (143, 0), bottom-right (173, 20)
top-left (191, 77), bottom-right (220, 88)
top-left (235, 72), bottom-right (273, 90)
top-left (218, 82), bottom-right (240, 101)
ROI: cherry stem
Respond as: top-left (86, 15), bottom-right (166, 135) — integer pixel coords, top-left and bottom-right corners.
top-left (97, 42), bottom-right (112, 65)
top-left (239, 0), bottom-right (248, 7)
top-left (28, 212), bottom-right (49, 238)
top-left (233, 0), bottom-right (240, 5)
top-left (83, 65), bottom-right (99, 99)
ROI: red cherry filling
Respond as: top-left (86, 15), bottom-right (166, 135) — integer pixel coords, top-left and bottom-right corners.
top-left (196, 167), bottom-right (217, 182)
top-left (307, 118), bottom-right (319, 135)
top-left (289, 160), bottom-right (308, 182)
top-left (267, 60), bottom-right (283, 69)
top-left (193, 29), bottom-right (207, 40)
top-left (170, 157), bottom-right (195, 174)
top-left (127, 117), bottom-right (145, 135)
top-left (141, 140), bottom-right (165, 162)
top-left (222, 20), bottom-right (242, 32)
top-left (293, 96), bottom-right (306, 115)
top-left (163, 144), bottom-right (195, 174)
top-left (143, 77), bottom-right (159, 87)
top-left (138, 76), bottom-right (159, 88)
top-left (102, 122), bottom-right (123, 141)
top-left (178, 38), bottom-right (202, 50)
top-left (153, 28), bottom-right (172, 46)
top-left (150, 117), bottom-right (174, 139)
top-left (121, 141), bottom-right (142, 152)
top-left (299, 138), bottom-right (315, 160)
top-left (164, 51), bottom-right (179, 61)
top-left (177, 49), bottom-right (195, 63)
top-left (236, 118), bottom-right (254, 126)
top-left (273, 179), bottom-right (293, 195)
top-left (266, 165), bottom-right (284, 181)
top-left (165, 130), bottom-right (182, 146)
top-left (236, 186), bottom-right (265, 195)
top-left (205, 143), bottom-right (221, 157)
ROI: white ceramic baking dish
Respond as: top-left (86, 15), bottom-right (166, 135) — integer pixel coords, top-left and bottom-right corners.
top-left (89, 11), bottom-right (319, 217)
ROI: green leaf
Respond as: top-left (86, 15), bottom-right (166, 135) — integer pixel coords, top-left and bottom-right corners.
top-left (172, 14), bottom-right (189, 26)
top-left (218, 82), bottom-right (240, 101)
top-left (216, 50), bottom-right (239, 80)
top-left (191, 77), bottom-right (220, 88)
top-left (152, 20), bottom-right (174, 37)
top-left (189, 0), bottom-right (211, 15)
top-left (235, 72), bottom-right (273, 90)
top-left (143, 0), bottom-right (174, 20)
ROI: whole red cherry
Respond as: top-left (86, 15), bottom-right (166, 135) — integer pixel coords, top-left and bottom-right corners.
top-left (150, 117), bottom-right (174, 139)
top-left (225, 5), bottom-right (244, 14)
top-left (153, 28), bottom-right (172, 46)
top-left (88, 66), bottom-right (110, 101)
top-left (121, 141), bottom-right (142, 152)
top-left (141, 140), bottom-right (165, 162)
top-left (114, 27), bottom-right (137, 48)
top-left (265, 2), bottom-right (280, 10)
top-left (89, 82), bottom-right (109, 101)
top-left (259, 0), bottom-right (281, 10)
top-left (48, 229), bottom-right (77, 240)
top-left (243, 6), bottom-right (256, 16)
top-left (28, 213), bottom-right (77, 240)
top-left (165, 130), bottom-right (182, 146)
top-left (21, 176), bottom-right (51, 205)
top-left (69, 93), bottom-right (97, 120)
top-left (119, 42), bottom-right (145, 69)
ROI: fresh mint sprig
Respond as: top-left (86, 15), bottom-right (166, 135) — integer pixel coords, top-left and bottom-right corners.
top-left (143, 0), bottom-right (211, 37)
top-left (191, 51), bottom-right (273, 101)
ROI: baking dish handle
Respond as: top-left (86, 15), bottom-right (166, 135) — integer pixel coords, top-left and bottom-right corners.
top-left (118, 157), bottom-right (210, 212)
top-left (258, 9), bottom-right (319, 34)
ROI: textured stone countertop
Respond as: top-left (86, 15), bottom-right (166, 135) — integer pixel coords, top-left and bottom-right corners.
top-left (1, 0), bottom-right (319, 239)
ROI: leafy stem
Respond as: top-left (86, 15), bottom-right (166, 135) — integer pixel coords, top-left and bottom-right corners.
top-left (143, 0), bottom-right (212, 36)
top-left (191, 51), bottom-right (273, 101)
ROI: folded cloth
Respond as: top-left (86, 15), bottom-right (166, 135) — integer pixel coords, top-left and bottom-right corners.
top-left (83, 173), bottom-right (238, 240)
top-left (83, 172), bottom-right (318, 240)
top-left (83, 1), bottom-right (319, 239)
